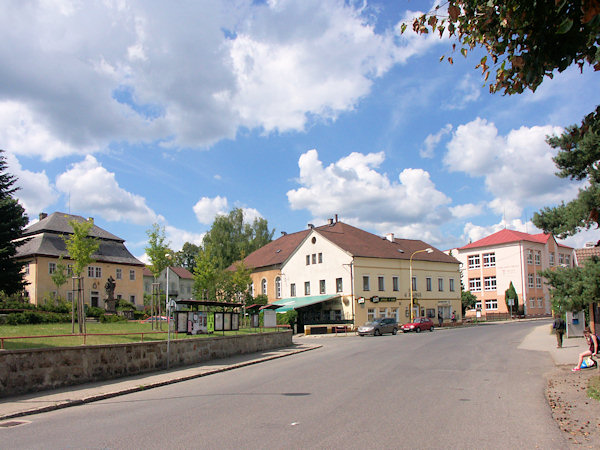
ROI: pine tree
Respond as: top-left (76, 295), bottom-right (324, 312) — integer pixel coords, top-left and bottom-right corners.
top-left (0, 150), bottom-right (29, 296)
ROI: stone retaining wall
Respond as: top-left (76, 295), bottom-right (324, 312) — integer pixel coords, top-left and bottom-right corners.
top-left (0, 331), bottom-right (292, 398)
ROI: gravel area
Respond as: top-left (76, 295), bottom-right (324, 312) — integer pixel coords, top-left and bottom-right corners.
top-left (547, 366), bottom-right (600, 447)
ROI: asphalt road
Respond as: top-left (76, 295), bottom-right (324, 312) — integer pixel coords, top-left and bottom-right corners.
top-left (3, 321), bottom-right (568, 449)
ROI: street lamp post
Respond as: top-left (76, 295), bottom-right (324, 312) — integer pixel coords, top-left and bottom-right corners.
top-left (409, 248), bottom-right (433, 322)
top-left (165, 255), bottom-right (172, 369)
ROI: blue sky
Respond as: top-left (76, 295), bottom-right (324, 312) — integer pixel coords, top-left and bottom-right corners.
top-left (2, 0), bottom-right (599, 261)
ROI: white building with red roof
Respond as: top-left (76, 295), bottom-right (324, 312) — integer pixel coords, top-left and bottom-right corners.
top-left (451, 229), bottom-right (574, 318)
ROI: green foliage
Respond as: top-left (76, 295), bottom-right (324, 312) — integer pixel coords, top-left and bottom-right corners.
top-left (411, 1), bottom-right (600, 95)
top-left (461, 290), bottom-right (477, 314)
top-left (541, 256), bottom-right (600, 312)
top-left (174, 242), bottom-right (201, 271)
top-left (116, 299), bottom-right (135, 311)
top-left (278, 310), bottom-right (297, 326)
top-left (6, 311), bottom-right (70, 325)
top-left (100, 313), bottom-right (127, 323)
top-left (50, 255), bottom-right (68, 293)
top-left (252, 294), bottom-right (269, 306)
top-left (64, 218), bottom-right (99, 276)
top-left (145, 223), bottom-right (172, 279)
top-left (193, 248), bottom-right (220, 300)
top-left (504, 281), bottom-right (519, 313)
top-left (202, 208), bottom-right (274, 270)
top-left (533, 107), bottom-right (600, 238)
top-left (0, 149), bottom-right (29, 296)
top-left (86, 306), bottom-right (105, 318)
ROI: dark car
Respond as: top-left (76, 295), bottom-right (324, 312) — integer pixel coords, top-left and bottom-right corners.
top-left (401, 317), bottom-right (434, 333)
top-left (357, 317), bottom-right (398, 336)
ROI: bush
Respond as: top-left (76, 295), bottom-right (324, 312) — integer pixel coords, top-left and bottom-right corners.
top-left (86, 306), bottom-right (105, 318)
top-left (133, 310), bottom-right (146, 320)
top-left (100, 313), bottom-right (127, 323)
top-left (5, 311), bottom-right (70, 325)
top-left (116, 299), bottom-right (135, 311)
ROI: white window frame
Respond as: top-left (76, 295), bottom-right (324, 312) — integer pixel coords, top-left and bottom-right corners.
top-left (469, 278), bottom-right (481, 292)
top-left (528, 273), bottom-right (534, 288)
top-left (483, 252), bottom-right (496, 268)
top-left (549, 252), bottom-right (555, 266)
top-left (484, 276), bottom-right (496, 291)
top-left (49, 262), bottom-right (56, 275)
top-left (535, 251), bottom-right (541, 266)
top-left (319, 279), bottom-right (326, 294)
top-left (275, 277), bottom-right (281, 298)
top-left (116, 268), bottom-right (122, 280)
top-left (129, 269), bottom-right (135, 281)
top-left (261, 278), bottom-right (267, 295)
top-left (527, 250), bottom-right (533, 264)
top-left (290, 283), bottom-right (296, 297)
top-left (535, 275), bottom-right (542, 288)
top-left (485, 299), bottom-right (498, 310)
top-left (468, 254), bottom-right (480, 269)
top-left (304, 281), bottom-right (310, 295)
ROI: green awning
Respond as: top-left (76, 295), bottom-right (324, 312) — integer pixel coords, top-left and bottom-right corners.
top-left (272, 294), bottom-right (340, 312)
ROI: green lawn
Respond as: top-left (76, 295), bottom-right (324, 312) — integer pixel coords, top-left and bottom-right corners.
top-left (0, 322), bottom-right (281, 350)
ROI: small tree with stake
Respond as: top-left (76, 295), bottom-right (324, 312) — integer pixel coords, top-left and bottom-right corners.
top-left (64, 218), bottom-right (99, 334)
top-left (504, 282), bottom-right (520, 317)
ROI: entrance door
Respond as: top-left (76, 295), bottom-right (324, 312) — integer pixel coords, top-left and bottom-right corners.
top-left (91, 291), bottom-right (99, 308)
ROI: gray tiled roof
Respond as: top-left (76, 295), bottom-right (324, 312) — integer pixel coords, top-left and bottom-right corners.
top-left (16, 212), bottom-right (144, 266)
top-left (23, 212), bottom-right (123, 242)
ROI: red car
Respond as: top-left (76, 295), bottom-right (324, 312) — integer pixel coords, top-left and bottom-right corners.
top-left (401, 317), bottom-right (434, 333)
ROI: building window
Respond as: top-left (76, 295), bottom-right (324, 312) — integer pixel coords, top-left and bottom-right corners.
top-left (484, 276), bottom-right (497, 291)
top-left (318, 253), bottom-right (323, 263)
top-left (485, 299), bottom-right (498, 310)
top-left (565, 255), bottom-right (571, 266)
top-left (67, 264), bottom-right (73, 276)
top-left (336, 278), bottom-right (343, 293)
top-left (67, 291), bottom-right (73, 302)
top-left (449, 278), bottom-right (455, 292)
top-left (392, 276), bottom-right (399, 292)
top-left (312, 254), bottom-right (317, 264)
top-left (24, 263), bottom-right (30, 275)
top-left (475, 301), bottom-right (482, 310)
top-left (129, 269), bottom-right (135, 281)
top-left (130, 295), bottom-right (136, 304)
top-left (379, 307), bottom-right (388, 318)
top-left (367, 308), bottom-right (375, 321)
top-left (319, 279), bottom-right (326, 294)
top-left (275, 277), bottom-right (281, 298)
top-left (438, 278), bottom-right (444, 291)
top-left (535, 251), bottom-right (541, 265)
top-left (528, 273), bottom-right (534, 288)
top-left (468, 254), bottom-right (481, 269)
top-left (304, 282), bottom-right (310, 295)
top-left (412, 276), bottom-right (417, 291)
top-left (378, 276), bottom-right (385, 291)
top-left (483, 252), bottom-right (496, 267)
top-left (306, 255), bottom-right (310, 265)
top-left (49, 262), bottom-right (56, 274)
top-left (535, 275), bottom-right (542, 288)
top-left (529, 297), bottom-right (535, 307)
top-left (549, 252), bottom-right (555, 266)
top-left (363, 276), bottom-right (370, 291)
top-left (88, 266), bottom-right (102, 278)
top-left (261, 279), bottom-right (267, 295)
top-left (558, 253), bottom-right (564, 265)
top-left (116, 268), bottom-right (122, 280)
top-left (426, 277), bottom-right (432, 291)
top-left (527, 250), bottom-right (533, 264)
top-left (469, 278), bottom-right (481, 292)
top-left (290, 283), bottom-right (296, 297)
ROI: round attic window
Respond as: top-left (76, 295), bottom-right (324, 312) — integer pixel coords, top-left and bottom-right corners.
top-left (311, 237), bottom-right (317, 244)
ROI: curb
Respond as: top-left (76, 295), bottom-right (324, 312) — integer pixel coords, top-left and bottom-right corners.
top-left (0, 344), bottom-right (321, 421)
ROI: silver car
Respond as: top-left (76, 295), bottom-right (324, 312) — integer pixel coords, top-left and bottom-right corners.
top-left (357, 317), bottom-right (398, 336)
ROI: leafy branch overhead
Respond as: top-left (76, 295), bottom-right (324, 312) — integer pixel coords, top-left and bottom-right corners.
top-left (407, 0), bottom-right (600, 95)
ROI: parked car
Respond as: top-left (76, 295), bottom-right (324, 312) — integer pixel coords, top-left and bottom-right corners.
top-left (401, 317), bottom-right (434, 333)
top-left (357, 317), bottom-right (398, 336)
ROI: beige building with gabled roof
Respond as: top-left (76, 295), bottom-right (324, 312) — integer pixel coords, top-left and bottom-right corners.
top-left (15, 212), bottom-right (145, 308)
top-left (241, 218), bottom-right (461, 332)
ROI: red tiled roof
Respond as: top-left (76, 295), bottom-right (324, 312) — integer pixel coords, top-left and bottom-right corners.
top-left (143, 267), bottom-right (153, 277)
top-left (241, 221), bottom-right (458, 269)
top-left (458, 228), bottom-right (572, 250)
top-left (575, 247), bottom-right (600, 266)
top-left (170, 267), bottom-right (193, 279)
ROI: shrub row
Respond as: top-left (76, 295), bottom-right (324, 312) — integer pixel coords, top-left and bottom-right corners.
top-left (5, 311), bottom-right (71, 325)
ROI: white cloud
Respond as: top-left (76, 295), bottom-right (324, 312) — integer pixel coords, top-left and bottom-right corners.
top-left (165, 225), bottom-right (205, 253)
top-left (0, 1), bottom-right (447, 159)
top-left (420, 123), bottom-right (452, 158)
top-left (449, 203), bottom-right (483, 219)
top-left (193, 196), bottom-right (229, 224)
top-left (445, 118), bottom-right (579, 220)
top-left (55, 155), bottom-right (161, 225)
top-left (442, 74), bottom-right (481, 110)
top-left (287, 148), bottom-right (452, 236)
top-left (461, 219), bottom-right (534, 245)
top-left (4, 152), bottom-right (59, 217)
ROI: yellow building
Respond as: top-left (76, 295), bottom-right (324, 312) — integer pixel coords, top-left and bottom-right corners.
top-left (15, 212), bottom-right (145, 308)
top-left (241, 219), bottom-right (461, 332)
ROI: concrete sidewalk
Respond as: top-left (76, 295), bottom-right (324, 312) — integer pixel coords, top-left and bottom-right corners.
top-left (519, 323), bottom-right (589, 366)
top-left (0, 342), bottom-right (320, 422)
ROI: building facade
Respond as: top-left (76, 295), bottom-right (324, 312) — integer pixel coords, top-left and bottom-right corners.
top-left (242, 219), bottom-right (461, 331)
top-left (15, 212), bottom-right (145, 308)
top-left (143, 266), bottom-right (194, 301)
top-left (452, 229), bottom-right (574, 318)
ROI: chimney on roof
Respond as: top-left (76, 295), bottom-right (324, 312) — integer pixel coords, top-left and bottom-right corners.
top-left (328, 218), bottom-right (334, 225)
top-left (281, 231), bottom-right (287, 236)
top-left (308, 223), bottom-right (314, 229)
top-left (385, 233), bottom-right (394, 242)
top-left (39, 212), bottom-right (47, 221)
top-left (335, 214), bottom-right (338, 222)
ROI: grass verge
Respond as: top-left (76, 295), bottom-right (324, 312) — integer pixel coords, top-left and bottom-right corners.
top-left (589, 376), bottom-right (600, 401)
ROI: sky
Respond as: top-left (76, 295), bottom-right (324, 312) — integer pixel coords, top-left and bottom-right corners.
top-left (3, 0), bottom-right (600, 262)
